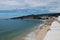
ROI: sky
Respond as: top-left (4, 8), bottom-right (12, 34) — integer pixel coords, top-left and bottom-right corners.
top-left (0, 0), bottom-right (60, 19)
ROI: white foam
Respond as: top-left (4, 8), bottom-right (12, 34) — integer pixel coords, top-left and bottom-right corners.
top-left (24, 24), bottom-right (44, 40)
top-left (24, 31), bottom-right (36, 40)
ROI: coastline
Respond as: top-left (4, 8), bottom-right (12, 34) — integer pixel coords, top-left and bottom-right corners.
top-left (12, 20), bottom-right (44, 40)
top-left (24, 18), bottom-right (54, 40)
top-left (23, 20), bottom-right (46, 40)
top-left (12, 18), bottom-right (54, 40)
top-left (24, 23), bottom-right (45, 40)
top-left (35, 18), bottom-right (55, 40)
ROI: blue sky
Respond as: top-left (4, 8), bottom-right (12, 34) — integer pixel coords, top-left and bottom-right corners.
top-left (0, 0), bottom-right (60, 19)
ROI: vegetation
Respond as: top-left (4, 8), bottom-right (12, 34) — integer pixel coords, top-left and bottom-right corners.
top-left (10, 13), bottom-right (60, 20)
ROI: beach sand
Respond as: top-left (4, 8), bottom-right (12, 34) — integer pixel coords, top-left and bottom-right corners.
top-left (35, 19), bottom-right (54, 40)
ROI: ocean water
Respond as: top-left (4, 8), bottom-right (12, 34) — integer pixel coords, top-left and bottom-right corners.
top-left (0, 19), bottom-right (43, 40)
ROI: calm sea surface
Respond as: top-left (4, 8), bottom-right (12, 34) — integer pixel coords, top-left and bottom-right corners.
top-left (0, 19), bottom-right (43, 40)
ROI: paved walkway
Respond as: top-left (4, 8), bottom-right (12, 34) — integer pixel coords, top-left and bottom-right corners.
top-left (44, 21), bottom-right (60, 40)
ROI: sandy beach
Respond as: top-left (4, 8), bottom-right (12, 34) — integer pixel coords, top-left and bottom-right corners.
top-left (35, 18), bottom-right (54, 40)
top-left (35, 16), bottom-right (60, 40)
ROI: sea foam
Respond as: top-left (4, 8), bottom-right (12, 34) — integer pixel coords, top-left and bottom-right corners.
top-left (24, 24), bottom-right (44, 40)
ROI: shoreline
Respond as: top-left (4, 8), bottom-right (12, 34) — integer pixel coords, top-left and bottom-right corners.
top-left (12, 18), bottom-right (54, 40)
top-left (19, 19), bottom-right (54, 40)
top-left (24, 23), bottom-right (45, 40)
top-left (23, 18), bottom-right (54, 40)
top-left (35, 18), bottom-right (54, 40)
top-left (23, 20), bottom-right (46, 40)
top-left (12, 20), bottom-right (44, 40)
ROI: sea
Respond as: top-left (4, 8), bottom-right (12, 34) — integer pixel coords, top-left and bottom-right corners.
top-left (0, 19), bottom-right (44, 40)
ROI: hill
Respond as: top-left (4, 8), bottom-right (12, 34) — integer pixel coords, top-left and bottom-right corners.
top-left (10, 13), bottom-right (60, 20)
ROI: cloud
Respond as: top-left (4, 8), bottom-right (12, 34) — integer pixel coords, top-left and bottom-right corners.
top-left (0, 0), bottom-right (60, 13)
top-left (0, 0), bottom-right (49, 9)
top-left (49, 6), bottom-right (60, 13)
top-left (25, 0), bottom-right (48, 7)
top-left (0, 0), bottom-right (26, 10)
top-left (47, 0), bottom-right (60, 13)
